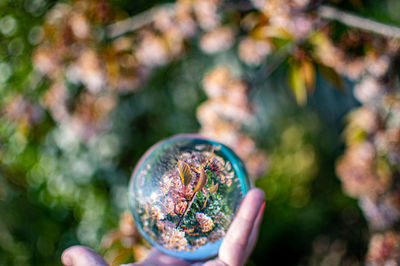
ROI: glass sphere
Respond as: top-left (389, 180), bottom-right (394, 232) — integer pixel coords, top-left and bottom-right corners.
top-left (129, 134), bottom-right (251, 260)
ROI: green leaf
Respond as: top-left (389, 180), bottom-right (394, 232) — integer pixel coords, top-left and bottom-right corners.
top-left (288, 63), bottom-right (307, 106)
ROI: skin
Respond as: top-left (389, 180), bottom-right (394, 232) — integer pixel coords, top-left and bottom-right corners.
top-left (62, 188), bottom-right (265, 266)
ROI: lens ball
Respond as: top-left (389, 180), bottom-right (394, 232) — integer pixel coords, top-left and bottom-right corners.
top-left (129, 134), bottom-right (250, 260)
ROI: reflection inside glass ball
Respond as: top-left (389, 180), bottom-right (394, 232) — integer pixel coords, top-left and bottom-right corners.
top-left (129, 135), bottom-right (250, 260)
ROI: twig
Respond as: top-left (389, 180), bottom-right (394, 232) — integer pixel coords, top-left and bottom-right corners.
top-left (176, 192), bottom-right (197, 228)
top-left (318, 5), bottom-right (400, 39)
top-left (106, 3), bottom-right (175, 39)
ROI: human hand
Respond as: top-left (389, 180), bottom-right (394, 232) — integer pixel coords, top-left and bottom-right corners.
top-left (62, 188), bottom-right (265, 266)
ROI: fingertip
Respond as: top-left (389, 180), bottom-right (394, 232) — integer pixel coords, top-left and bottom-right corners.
top-left (61, 246), bottom-right (80, 266)
top-left (61, 251), bottom-right (72, 265)
top-left (240, 188), bottom-right (265, 214)
top-left (246, 188), bottom-right (265, 203)
top-left (61, 245), bottom-right (109, 266)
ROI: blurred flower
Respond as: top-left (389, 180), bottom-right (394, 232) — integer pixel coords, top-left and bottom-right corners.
top-left (69, 13), bottom-right (90, 39)
top-left (309, 31), bottom-right (395, 81)
top-left (175, 0), bottom-right (197, 37)
top-left (42, 82), bottom-right (69, 123)
top-left (238, 37), bottom-right (272, 66)
top-left (249, 0), bottom-right (311, 40)
top-left (345, 59), bottom-right (366, 80)
top-left (307, 236), bottom-right (355, 266)
top-left (250, 0), bottom-right (267, 10)
top-left (154, 9), bottom-right (175, 33)
top-left (354, 77), bottom-right (383, 104)
top-left (342, 107), bottom-right (380, 150)
top-left (5, 96), bottom-right (44, 128)
top-left (197, 66), bottom-right (268, 179)
top-left (75, 49), bottom-right (107, 93)
top-left (71, 92), bottom-right (116, 140)
top-left (360, 193), bottom-right (400, 230)
top-left (106, 38), bottom-right (148, 93)
top-left (367, 231), bottom-right (400, 265)
top-left (337, 70), bottom-right (400, 256)
top-left (132, 244), bottom-right (151, 262)
top-left (119, 212), bottom-right (139, 239)
top-left (163, 26), bottom-right (185, 58)
top-left (203, 66), bottom-right (230, 98)
top-left (200, 26), bottom-right (235, 54)
top-left (101, 211), bottom-right (147, 265)
top-left (336, 142), bottom-right (390, 198)
top-left (135, 31), bottom-right (170, 67)
top-left (87, 0), bottom-right (113, 24)
top-left (365, 54), bottom-right (390, 78)
top-left (32, 47), bottom-right (61, 77)
top-left (375, 128), bottom-right (400, 167)
top-left (102, 212), bottom-right (141, 248)
top-left (193, 0), bottom-right (221, 31)
top-left (291, 15), bottom-right (313, 40)
top-left (45, 3), bottom-right (72, 26)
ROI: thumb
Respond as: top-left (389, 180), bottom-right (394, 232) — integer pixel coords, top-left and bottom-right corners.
top-left (62, 245), bottom-right (109, 266)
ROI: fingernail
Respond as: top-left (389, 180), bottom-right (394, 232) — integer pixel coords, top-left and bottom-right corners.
top-left (62, 253), bottom-right (73, 266)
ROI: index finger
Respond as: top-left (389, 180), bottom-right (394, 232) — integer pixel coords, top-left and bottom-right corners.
top-left (217, 188), bottom-right (265, 266)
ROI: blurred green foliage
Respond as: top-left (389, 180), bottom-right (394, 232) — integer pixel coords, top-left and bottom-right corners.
top-left (1, 0), bottom-right (400, 265)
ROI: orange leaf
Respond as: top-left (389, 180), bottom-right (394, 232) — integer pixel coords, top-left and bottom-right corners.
top-left (177, 160), bottom-right (193, 187)
top-left (318, 64), bottom-right (346, 91)
top-left (300, 59), bottom-right (315, 94)
top-left (193, 168), bottom-right (207, 194)
top-left (208, 181), bottom-right (219, 193)
top-left (252, 25), bottom-right (292, 41)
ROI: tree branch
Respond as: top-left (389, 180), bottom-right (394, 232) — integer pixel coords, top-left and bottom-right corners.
top-left (106, 3), bottom-right (175, 39)
top-left (106, 2), bottom-right (400, 40)
top-left (318, 5), bottom-right (400, 39)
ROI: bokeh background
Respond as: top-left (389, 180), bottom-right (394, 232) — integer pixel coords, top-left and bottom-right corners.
top-left (1, 0), bottom-right (400, 265)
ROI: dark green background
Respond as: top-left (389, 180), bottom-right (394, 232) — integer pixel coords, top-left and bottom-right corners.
top-left (1, 0), bottom-right (399, 265)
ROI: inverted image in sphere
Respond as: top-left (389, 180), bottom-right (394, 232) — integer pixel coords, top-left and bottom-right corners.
top-left (129, 134), bottom-right (250, 260)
